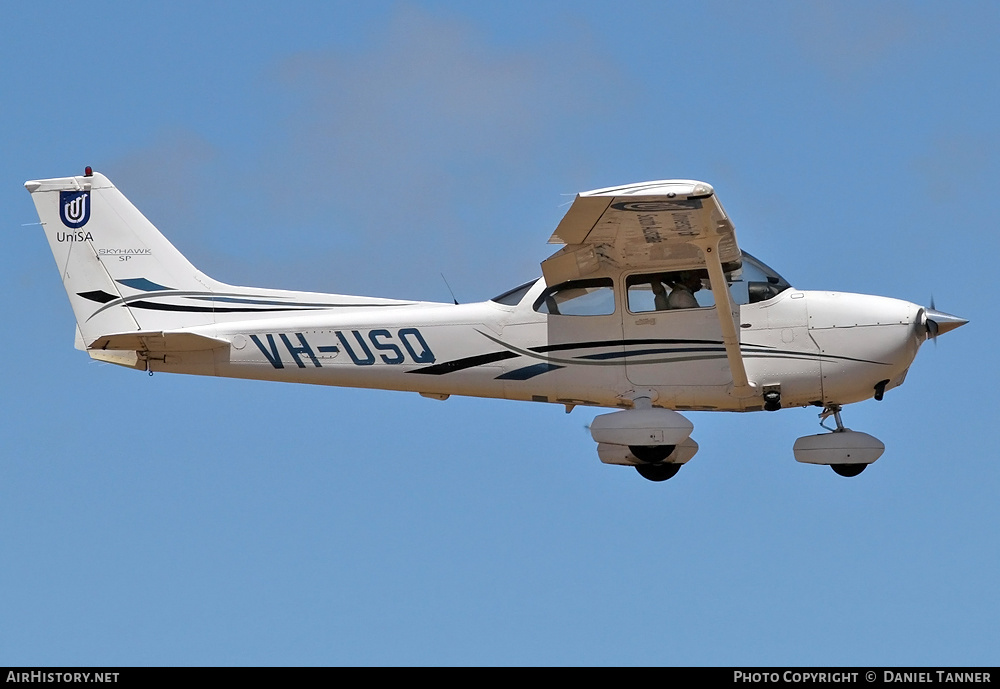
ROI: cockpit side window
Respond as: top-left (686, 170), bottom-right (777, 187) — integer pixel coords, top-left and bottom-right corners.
top-left (626, 271), bottom-right (713, 312)
top-left (533, 278), bottom-right (616, 316)
top-left (624, 252), bottom-right (792, 311)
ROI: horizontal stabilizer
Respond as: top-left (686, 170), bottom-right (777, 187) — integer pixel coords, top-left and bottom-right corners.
top-left (88, 349), bottom-right (142, 369)
top-left (89, 331), bottom-right (230, 352)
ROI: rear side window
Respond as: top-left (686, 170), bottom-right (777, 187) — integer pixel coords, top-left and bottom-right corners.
top-left (491, 280), bottom-right (536, 306)
top-left (533, 278), bottom-right (615, 316)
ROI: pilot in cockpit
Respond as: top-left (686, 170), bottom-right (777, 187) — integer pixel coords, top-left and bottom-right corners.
top-left (666, 271), bottom-right (702, 309)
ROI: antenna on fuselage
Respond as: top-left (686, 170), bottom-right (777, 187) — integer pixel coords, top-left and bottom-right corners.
top-left (440, 273), bottom-right (459, 305)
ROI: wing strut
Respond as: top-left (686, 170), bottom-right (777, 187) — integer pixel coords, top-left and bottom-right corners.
top-left (695, 237), bottom-right (757, 400)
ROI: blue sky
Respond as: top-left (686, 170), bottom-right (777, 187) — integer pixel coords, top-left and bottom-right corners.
top-left (1, 1), bottom-right (997, 666)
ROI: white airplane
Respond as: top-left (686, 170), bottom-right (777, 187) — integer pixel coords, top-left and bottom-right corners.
top-left (25, 169), bottom-right (967, 481)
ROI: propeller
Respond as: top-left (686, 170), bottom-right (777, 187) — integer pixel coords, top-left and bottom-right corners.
top-left (921, 297), bottom-right (968, 343)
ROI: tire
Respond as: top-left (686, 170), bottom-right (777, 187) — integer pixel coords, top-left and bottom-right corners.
top-left (831, 463), bottom-right (867, 477)
top-left (635, 463), bottom-right (681, 482)
top-left (628, 445), bottom-right (676, 463)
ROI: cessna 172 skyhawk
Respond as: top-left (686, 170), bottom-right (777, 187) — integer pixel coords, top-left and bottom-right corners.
top-left (25, 169), bottom-right (967, 481)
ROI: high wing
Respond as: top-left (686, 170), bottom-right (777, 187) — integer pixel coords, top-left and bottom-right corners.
top-left (542, 180), bottom-right (754, 398)
top-left (542, 180), bottom-right (740, 282)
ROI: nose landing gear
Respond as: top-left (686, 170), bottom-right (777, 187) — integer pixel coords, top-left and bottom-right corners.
top-left (793, 405), bottom-right (885, 477)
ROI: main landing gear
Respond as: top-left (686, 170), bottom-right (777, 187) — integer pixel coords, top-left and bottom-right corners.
top-left (591, 407), bottom-right (695, 482)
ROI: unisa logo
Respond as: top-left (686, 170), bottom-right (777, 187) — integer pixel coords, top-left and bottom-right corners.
top-left (59, 190), bottom-right (91, 229)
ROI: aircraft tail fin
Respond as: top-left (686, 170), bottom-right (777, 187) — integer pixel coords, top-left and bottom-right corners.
top-left (25, 170), bottom-right (225, 347)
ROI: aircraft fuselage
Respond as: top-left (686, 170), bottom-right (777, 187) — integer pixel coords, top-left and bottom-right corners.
top-left (147, 282), bottom-right (923, 413)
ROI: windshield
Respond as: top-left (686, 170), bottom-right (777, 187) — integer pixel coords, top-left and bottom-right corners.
top-left (729, 251), bottom-right (792, 304)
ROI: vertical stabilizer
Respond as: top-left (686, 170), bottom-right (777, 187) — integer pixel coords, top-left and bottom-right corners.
top-left (25, 171), bottom-right (223, 345)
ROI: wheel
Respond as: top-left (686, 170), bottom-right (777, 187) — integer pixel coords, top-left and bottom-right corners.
top-left (831, 463), bottom-right (867, 477)
top-left (629, 444), bottom-right (676, 463)
top-left (763, 390), bottom-right (781, 412)
top-left (635, 463), bottom-right (681, 482)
